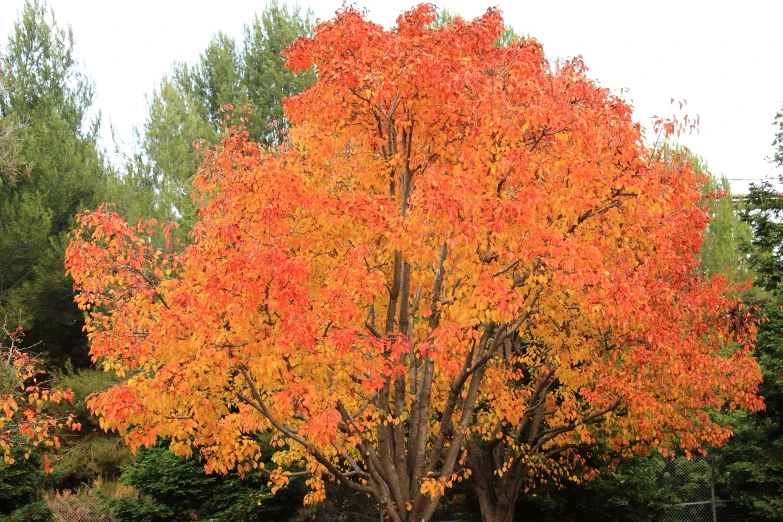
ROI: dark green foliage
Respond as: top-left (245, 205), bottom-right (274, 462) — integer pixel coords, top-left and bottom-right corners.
top-left (0, 116), bottom-right (25, 185)
top-left (0, 0), bottom-right (107, 369)
top-left (241, 1), bottom-right (316, 145)
top-left (711, 103), bottom-right (783, 520)
top-left (180, 33), bottom-right (245, 132)
top-left (439, 453), bottom-right (700, 522)
top-left (0, 449), bottom-right (55, 522)
top-left (108, 441), bottom-right (307, 522)
top-left (739, 108), bottom-right (783, 291)
top-left (772, 102), bottom-right (783, 168)
top-left (740, 180), bottom-right (783, 292)
top-left (516, 456), bottom-right (697, 522)
top-left (714, 297), bottom-right (783, 521)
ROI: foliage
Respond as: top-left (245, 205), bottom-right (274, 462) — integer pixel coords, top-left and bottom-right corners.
top-left (0, 321), bottom-right (78, 466)
top-left (740, 104), bottom-right (783, 290)
top-left (431, 7), bottom-right (521, 46)
top-left (40, 365), bottom-right (131, 489)
top-left (108, 440), bottom-right (306, 522)
top-left (0, 0), bottom-right (108, 368)
top-left (495, 150), bottom-right (758, 521)
top-left (0, 113), bottom-right (25, 185)
top-left (739, 181), bottom-right (783, 292)
top-left (700, 102), bottom-right (783, 520)
top-left (241, 1), bottom-right (316, 145)
top-left (772, 102), bottom-right (783, 169)
top-left (714, 296), bottom-right (783, 521)
top-left (697, 172), bottom-right (753, 283)
top-left (66, 6), bottom-right (762, 522)
top-left (103, 78), bottom-right (213, 232)
top-left (108, 1), bottom-right (314, 235)
top-left (0, 447), bottom-right (56, 522)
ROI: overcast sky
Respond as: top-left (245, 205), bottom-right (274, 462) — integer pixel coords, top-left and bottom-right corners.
top-left (1, 0), bottom-right (781, 193)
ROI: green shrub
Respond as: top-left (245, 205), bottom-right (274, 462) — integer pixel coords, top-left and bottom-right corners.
top-left (0, 449), bottom-right (55, 522)
top-left (108, 440), bottom-right (307, 522)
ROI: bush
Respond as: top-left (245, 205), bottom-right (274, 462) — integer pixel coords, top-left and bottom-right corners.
top-left (108, 439), bottom-right (307, 522)
top-left (0, 449), bottom-right (55, 522)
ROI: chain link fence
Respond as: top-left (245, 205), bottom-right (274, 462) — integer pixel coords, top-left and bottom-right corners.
top-left (45, 489), bottom-right (113, 522)
top-left (658, 455), bottom-right (731, 522)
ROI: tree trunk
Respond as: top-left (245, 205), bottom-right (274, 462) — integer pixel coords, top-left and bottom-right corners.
top-left (470, 465), bottom-right (524, 522)
top-left (474, 488), bottom-right (518, 522)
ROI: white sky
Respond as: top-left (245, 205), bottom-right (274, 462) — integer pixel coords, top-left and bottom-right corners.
top-left (1, 0), bottom-right (782, 194)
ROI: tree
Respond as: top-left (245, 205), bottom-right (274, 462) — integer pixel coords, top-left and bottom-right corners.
top-left (66, 6), bottom-right (763, 522)
top-left (710, 103), bottom-right (783, 521)
top-left (0, 320), bottom-right (77, 467)
top-left (103, 76), bottom-right (213, 232)
top-left (0, 49), bottom-right (25, 185)
top-left (0, 0), bottom-right (107, 368)
top-left (242, 1), bottom-right (315, 146)
top-left (176, 32), bottom-right (246, 134)
top-left (697, 170), bottom-right (753, 282)
top-left (716, 296), bottom-right (783, 521)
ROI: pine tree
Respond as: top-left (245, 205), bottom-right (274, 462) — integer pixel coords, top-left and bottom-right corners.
top-left (0, 0), bottom-right (107, 368)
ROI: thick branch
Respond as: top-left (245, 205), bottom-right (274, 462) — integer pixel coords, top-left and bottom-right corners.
top-left (235, 365), bottom-right (373, 495)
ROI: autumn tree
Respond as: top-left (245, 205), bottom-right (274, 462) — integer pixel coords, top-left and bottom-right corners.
top-left (0, 320), bottom-right (77, 468)
top-left (66, 6), bottom-right (763, 522)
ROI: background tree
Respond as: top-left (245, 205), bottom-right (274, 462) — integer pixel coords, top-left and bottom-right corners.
top-left (0, 321), bottom-right (78, 469)
top-left (0, 449), bottom-right (56, 522)
top-left (67, 6), bottom-right (763, 522)
top-left (698, 171), bottom-right (753, 282)
top-left (0, 0), bottom-right (108, 368)
top-left (242, 1), bottom-right (316, 145)
top-left (709, 102), bottom-right (783, 521)
top-left (108, 1), bottom-right (314, 235)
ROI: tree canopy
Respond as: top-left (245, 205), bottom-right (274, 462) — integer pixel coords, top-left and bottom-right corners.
top-left (65, 5), bottom-right (762, 522)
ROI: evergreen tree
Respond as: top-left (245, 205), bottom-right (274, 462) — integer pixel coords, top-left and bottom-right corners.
top-left (242, 1), bottom-right (315, 145)
top-left (694, 156), bottom-right (753, 281)
top-left (175, 32), bottom-right (246, 132)
top-left (112, 1), bottom-right (314, 234)
top-left (712, 103), bottom-right (783, 520)
top-left (0, 0), bottom-right (107, 368)
top-left (108, 441), bottom-right (307, 522)
top-left (0, 449), bottom-right (55, 522)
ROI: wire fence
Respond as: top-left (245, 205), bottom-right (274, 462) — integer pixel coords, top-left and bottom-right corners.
top-left (658, 455), bottom-right (731, 522)
top-left (45, 489), bottom-right (113, 522)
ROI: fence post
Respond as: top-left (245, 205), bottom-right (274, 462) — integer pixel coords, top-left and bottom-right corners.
top-left (710, 457), bottom-right (717, 522)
